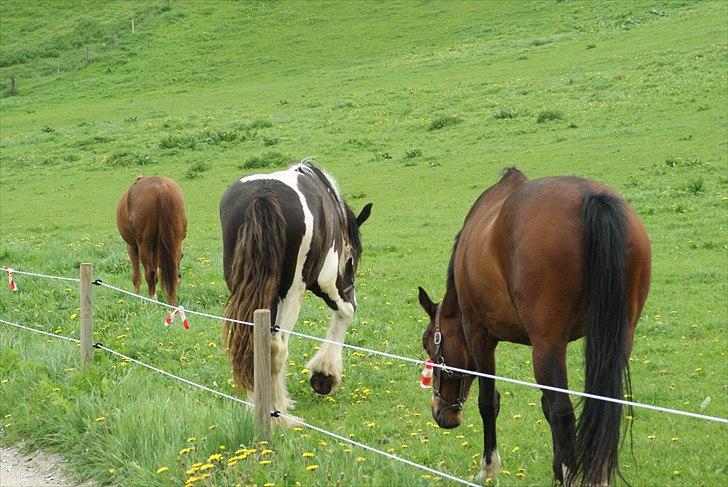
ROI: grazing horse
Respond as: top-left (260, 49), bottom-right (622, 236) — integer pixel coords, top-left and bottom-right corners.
top-left (417, 168), bottom-right (651, 485)
top-left (116, 176), bottom-right (187, 305)
top-left (220, 161), bottom-right (372, 420)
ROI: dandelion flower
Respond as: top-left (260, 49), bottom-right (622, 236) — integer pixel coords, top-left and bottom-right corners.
top-left (302, 452), bottom-right (315, 458)
top-left (95, 417), bottom-right (106, 422)
top-left (156, 466), bottom-right (169, 474)
top-left (261, 449), bottom-right (273, 455)
top-left (306, 464), bottom-right (319, 471)
top-left (356, 456), bottom-right (366, 462)
top-left (259, 460), bottom-right (271, 465)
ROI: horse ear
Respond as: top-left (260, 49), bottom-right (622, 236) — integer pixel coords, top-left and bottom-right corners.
top-left (418, 286), bottom-right (437, 318)
top-left (356, 203), bottom-right (373, 227)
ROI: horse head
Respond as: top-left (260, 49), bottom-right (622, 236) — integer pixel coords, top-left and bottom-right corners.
top-left (418, 286), bottom-right (475, 429)
top-left (341, 203), bottom-right (373, 303)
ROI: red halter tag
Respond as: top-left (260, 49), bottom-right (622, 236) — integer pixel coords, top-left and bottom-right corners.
top-left (420, 358), bottom-right (434, 388)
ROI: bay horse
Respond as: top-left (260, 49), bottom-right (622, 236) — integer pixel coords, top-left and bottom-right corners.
top-left (116, 176), bottom-right (187, 305)
top-left (220, 160), bottom-right (372, 421)
top-left (417, 168), bottom-right (651, 485)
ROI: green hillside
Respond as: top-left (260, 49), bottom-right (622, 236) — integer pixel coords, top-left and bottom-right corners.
top-left (1, 1), bottom-right (726, 486)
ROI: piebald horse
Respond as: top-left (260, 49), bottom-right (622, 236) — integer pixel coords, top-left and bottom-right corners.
top-left (116, 176), bottom-right (187, 305)
top-left (418, 168), bottom-right (651, 485)
top-left (220, 161), bottom-right (372, 420)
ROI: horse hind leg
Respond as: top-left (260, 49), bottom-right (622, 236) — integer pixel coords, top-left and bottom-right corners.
top-left (532, 343), bottom-right (576, 485)
top-left (270, 285), bottom-right (305, 419)
top-left (139, 245), bottom-right (157, 300)
top-left (127, 244), bottom-right (141, 294)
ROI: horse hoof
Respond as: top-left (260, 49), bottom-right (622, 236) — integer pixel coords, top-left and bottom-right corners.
top-left (310, 372), bottom-right (334, 395)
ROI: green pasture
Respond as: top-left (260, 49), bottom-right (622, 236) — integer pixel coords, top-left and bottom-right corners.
top-left (1, 1), bottom-right (726, 485)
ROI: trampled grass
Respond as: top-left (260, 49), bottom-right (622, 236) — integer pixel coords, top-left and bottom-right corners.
top-left (1, 1), bottom-right (727, 486)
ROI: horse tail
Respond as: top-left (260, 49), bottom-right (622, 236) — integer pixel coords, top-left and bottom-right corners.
top-left (575, 192), bottom-right (631, 485)
top-left (156, 187), bottom-right (180, 305)
top-left (224, 196), bottom-right (286, 392)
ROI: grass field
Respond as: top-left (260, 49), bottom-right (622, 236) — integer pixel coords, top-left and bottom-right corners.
top-left (1, 1), bottom-right (726, 485)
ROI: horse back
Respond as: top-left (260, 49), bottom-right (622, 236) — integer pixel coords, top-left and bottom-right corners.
top-left (455, 173), bottom-right (650, 345)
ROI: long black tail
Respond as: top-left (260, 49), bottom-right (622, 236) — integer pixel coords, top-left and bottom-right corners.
top-left (224, 196), bottom-right (287, 392)
top-left (575, 193), bottom-right (631, 485)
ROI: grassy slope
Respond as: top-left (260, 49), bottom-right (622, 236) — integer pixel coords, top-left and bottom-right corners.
top-left (1, 1), bottom-right (726, 485)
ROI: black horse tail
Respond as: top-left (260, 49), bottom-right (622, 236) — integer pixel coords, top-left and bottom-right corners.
top-left (224, 196), bottom-right (286, 392)
top-left (575, 192), bottom-right (632, 485)
top-left (156, 187), bottom-right (181, 305)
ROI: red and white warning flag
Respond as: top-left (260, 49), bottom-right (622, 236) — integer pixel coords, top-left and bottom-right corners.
top-left (164, 306), bottom-right (190, 330)
top-left (420, 358), bottom-right (433, 388)
top-left (3, 268), bottom-right (17, 292)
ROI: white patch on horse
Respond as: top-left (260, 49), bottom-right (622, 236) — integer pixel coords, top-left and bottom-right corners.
top-left (476, 450), bottom-right (501, 482)
top-left (306, 243), bottom-right (354, 390)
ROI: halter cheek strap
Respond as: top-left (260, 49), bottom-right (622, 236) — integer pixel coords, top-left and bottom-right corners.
top-left (431, 305), bottom-right (468, 412)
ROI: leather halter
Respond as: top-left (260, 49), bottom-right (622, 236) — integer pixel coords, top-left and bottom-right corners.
top-left (431, 305), bottom-right (468, 412)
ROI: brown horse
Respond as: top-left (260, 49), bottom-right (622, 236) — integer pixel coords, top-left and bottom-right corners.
top-left (418, 168), bottom-right (651, 485)
top-left (116, 176), bottom-right (187, 305)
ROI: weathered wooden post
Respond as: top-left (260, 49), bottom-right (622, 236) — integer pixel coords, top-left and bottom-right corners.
top-left (9, 76), bottom-right (16, 94)
top-left (253, 309), bottom-right (272, 441)
top-left (79, 263), bottom-right (94, 367)
top-left (131, 18), bottom-right (135, 33)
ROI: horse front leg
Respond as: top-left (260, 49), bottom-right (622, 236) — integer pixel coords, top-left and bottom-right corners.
top-left (476, 346), bottom-right (501, 483)
top-left (307, 301), bottom-right (354, 395)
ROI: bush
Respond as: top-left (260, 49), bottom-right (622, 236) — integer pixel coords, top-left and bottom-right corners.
top-left (683, 178), bottom-right (704, 195)
top-left (185, 161), bottom-right (210, 180)
top-left (536, 110), bottom-right (563, 123)
top-left (240, 151), bottom-right (289, 169)
top-left (107, 151), bottom-right (155, 167)
top-left (493, 107), bottom-right (515, 119)
top-left (404, 147), bottom-right (421, 158)
top-left (428, 115), bottom-right (462, 131)
top-left (159, 134), bottom-right (197, 149)
top-left (262, 136), bottom-right (279, 146)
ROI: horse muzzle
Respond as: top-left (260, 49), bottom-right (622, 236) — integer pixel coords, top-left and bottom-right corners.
top-left (432, 399), bottom-right (462, 429)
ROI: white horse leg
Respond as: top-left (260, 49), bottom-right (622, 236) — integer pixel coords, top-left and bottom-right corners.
top-left (307, 302), bottom-right (354, 395)
top-left (476, 450), bottom-right (501, 482)
top-left (306, 244), bottom-right (354, 395)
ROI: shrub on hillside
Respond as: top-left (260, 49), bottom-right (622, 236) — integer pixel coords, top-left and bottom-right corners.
top-left (493, 107), bottom-right (515, 119)
top-left (428, 115), bottom-right (462, 131)
top-left (536, 110), bottom-right (563, 123)
top-left (240, 151), bottom-right (290, 169)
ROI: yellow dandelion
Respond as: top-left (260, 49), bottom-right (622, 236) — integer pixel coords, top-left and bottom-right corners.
top-left (185, 468), bottom-right (198, 475)
top-left (512, 446), bottom-right (520, 453)
top-left (261, 449), bottom-right (273, 455)
top-left (356, 456), bottom-right (366, 462)
top-left (180, 447), bottom-right (194, 455)
top-left (264, 483), bottom-right (274, 487)
top-left (306, 464), bottom-right (319, 471)
top-left (95, 416), bottom-right (106, 422)
top-left (227, 460), bottom-right (237, 467)
top-left (199, 463), bottom-right (214, 471)
top-left (108, 468), bottom-right (116, 474)
top-left (293, 427), bottom-right (303, 432)
top-left (156, 466), bottom-right (169, 474)
top-left (208, 424), bottom-right (218, 430)
top-left (672, 470), bottom-right (680, 476)
top-left (208, 453), bottom-right (223, 462)
top-left (219, 445), bottom-right (225, 450)
top-left (302, 452), bottom-right (315, 458)
top-left (187, 437), bottom-right (197, 443)
top-left (259, 459), bottom-right (271, 465)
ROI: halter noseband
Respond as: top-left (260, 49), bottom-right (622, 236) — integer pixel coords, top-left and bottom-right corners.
top-left (431, 305), bottom-right (468, 412)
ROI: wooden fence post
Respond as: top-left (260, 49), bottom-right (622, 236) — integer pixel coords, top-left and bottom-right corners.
top-left (79, 263), bottom-right (94, 367)
top-left (131, 18), bottom-right (135, 33)
top-left (253, 309), bottom-right (272, 441)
